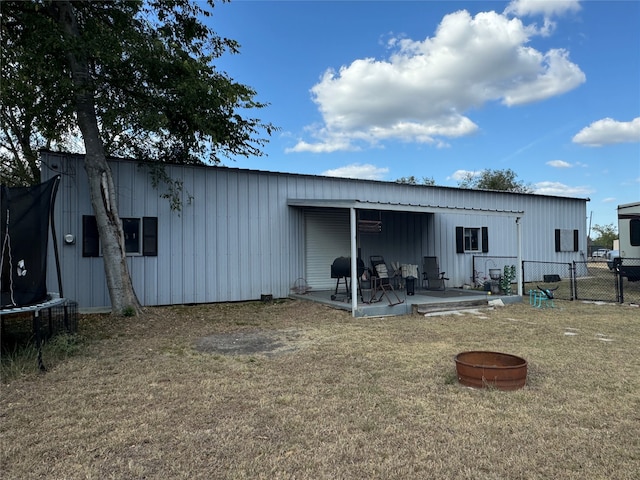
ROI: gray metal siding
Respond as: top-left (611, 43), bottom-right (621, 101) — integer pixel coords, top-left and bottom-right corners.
top-left (42, 153), bottom-right (587, 309)
top-left (357, 211), bottom-right (426, 272)
top-left (437, 212), bottom-right (520, 286)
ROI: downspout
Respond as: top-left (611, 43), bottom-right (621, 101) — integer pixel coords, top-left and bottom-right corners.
top-left (516, 216), bottom-right (523, 296)
top-left (350, 207), bottom-right (358, 317)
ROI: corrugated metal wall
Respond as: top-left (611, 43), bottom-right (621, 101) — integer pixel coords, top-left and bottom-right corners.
top-left (357, 211), bottom-right (426, 273)
top-left (42, 153), bottom-right (587, 309)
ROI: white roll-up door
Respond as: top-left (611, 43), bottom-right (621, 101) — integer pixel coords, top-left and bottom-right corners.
top-left (305, 209), bottom-right (351, 289)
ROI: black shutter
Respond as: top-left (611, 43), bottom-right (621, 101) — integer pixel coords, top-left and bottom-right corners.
top-left (573, 229), bottom-right (579, 252)
top-left (555, 229), bottom-right (561, 252)
top-left (456, 226), bottom-right (464, 253)
top-left (482, 227), bottom-right (489, 253)
top-left (143, 217), bottom-right (158, 256)
top-left (82, 215), bottom-right (99, 257)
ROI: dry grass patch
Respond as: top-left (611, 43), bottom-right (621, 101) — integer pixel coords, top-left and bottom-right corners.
top-left (1, 299), bottom-right (639, 479)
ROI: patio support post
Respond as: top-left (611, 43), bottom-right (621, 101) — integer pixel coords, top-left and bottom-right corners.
top-left (516, 216), bottom-right (523, 296)
top-left (350, 207), bottom-right (358, 317)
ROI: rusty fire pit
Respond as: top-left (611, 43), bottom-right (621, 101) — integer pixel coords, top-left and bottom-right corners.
top-left (455, 351), bottom-right (527, 391)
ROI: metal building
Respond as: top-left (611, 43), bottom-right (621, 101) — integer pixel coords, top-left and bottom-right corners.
top-left (41, 152), bottom-right (588, 312)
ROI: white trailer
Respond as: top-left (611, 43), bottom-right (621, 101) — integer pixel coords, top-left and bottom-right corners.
top-left (616, 202), bottom-right (640, 281)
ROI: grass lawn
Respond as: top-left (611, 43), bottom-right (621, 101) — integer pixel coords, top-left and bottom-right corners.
top-left (1, 299), bottom-right (639, 479)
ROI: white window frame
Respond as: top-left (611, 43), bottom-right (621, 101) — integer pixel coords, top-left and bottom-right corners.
top-left (464, 227), bottom-right (480, 252)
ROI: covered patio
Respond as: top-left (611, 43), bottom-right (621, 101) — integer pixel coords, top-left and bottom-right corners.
top-left (288, 198), bottom-right (524, 317)
top-left (290, 285), bottom-right (518, 317)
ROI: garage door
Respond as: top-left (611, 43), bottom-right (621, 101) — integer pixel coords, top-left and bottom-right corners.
top-left (305, 209), bottom-right (351, 289)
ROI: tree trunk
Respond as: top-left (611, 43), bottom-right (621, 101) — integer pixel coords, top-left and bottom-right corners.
top-left (54, 2), bottom-right (141, 314)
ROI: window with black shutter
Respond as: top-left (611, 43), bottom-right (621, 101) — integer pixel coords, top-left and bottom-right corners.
top-left (555, 228), bottom-right (579, 252)
top-left (456, 226), bottom-right (488, 253)
top-left (82, 216), bottom-right (158, 256)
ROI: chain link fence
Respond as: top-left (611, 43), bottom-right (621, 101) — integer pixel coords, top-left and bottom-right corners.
top-left (522, 258), bottom-right (640, 304)
top-left (572, 260), bottom-right (618, 303)
top-left (522, 261), bottom-right (573, 301)
top-left (615, 257), bottom-right (640, 304)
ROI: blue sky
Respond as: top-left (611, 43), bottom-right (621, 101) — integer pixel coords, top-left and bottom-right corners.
top-left (209, 0), bottom-right (640, 232)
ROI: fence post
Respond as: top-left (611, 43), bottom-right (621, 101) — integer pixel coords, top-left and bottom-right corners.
top-left (618, 270), bottom-right (624, 303)
top-left (571, 262), bottom-right (577, 300)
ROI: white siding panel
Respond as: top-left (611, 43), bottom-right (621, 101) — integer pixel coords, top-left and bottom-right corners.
top-left (182, 168), bottom-right (197, 303)
top-left (201, 172), bottom-right (216, 302)
top-left (191, 170), bottom-right (207, 303)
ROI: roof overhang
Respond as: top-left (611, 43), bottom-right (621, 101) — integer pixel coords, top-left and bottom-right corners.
top-left (287, 199), bottom-right (525, 217)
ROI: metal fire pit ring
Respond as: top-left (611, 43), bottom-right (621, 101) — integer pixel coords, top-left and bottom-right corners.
top-left (455, 351), bottom-right (527, 391)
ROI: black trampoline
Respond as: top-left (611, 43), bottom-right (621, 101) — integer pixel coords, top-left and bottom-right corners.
top-left (1, 176), bottom-right (75, 369)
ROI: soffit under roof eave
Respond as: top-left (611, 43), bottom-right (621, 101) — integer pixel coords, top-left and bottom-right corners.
top-left (287, 199), bottom-right (524, 217)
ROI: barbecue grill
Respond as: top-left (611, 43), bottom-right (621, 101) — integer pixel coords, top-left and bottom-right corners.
top-left (330, 257), bottom-right (365, 301)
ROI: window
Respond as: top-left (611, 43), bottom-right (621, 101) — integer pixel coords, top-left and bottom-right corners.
top-left (122, 218), bottom-right (140, 254)
top-left (630, 219), bottom-right (640, 246)
top-left (465, 228), bottom-right (479, 251)
top-left (554, 229), bottom-right (579, 252)
top-left (456, 226), bottom-right (489, 253)
top-left (83, 216), bottom-right (158, 257)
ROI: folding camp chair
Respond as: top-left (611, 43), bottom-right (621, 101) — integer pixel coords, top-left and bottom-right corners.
top-left (529, 288), bottom-right (556, 308)
top-left (370, 255), bottom-right (404, 306)
top-left (421, 256), bottom-right (448, 291)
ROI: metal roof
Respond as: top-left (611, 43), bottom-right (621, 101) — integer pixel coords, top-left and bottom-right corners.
top-left (39, 151), bottom-right (590, 203)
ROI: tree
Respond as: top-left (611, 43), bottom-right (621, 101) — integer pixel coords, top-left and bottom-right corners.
top-left (1, 3), bottom-right (77, 186)
top-left (2, 1), bottom-right (276, 314)
top-left (591, 223), bottom-right (618, 249)
top-left (457, 169), bottom-right (533, 193)
top-left (395, 176), bottom-right (436, 186)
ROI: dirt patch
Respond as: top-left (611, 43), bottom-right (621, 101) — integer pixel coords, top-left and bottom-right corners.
top-left (195, 329), bottom-right (302, 356)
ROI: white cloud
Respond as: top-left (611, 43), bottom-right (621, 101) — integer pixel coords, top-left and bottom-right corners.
top-left (321, 163), bottom-right (389, 180)
top-left (286, 139), bottom-right (354, 154)
top-left (505, 0), bottom-right (581, 18)
top-left (533, 181), bottom-right (594, 197)
top-left (602, 197), bottom-right (616, 203)
top-left (449, 169), bottom-right (481, 181)
top-left (572, 117), bottom-right (640, 147)
top-left (547, 160), bottom-right (572, 168)
top-left (504, 0), bottom-right (582, 39)
top-left (500, 48), bottom-right (585, 106)
top-left (294, 9), bottom-right (585, 153)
